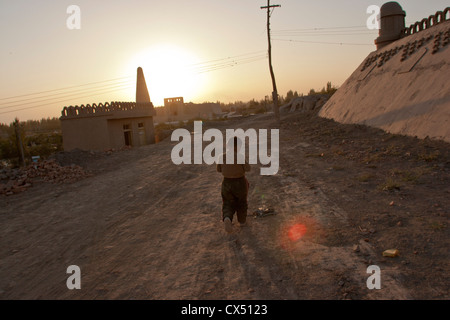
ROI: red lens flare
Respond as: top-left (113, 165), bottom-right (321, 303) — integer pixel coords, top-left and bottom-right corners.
top-left (287, 223), bottom-right (307, 242)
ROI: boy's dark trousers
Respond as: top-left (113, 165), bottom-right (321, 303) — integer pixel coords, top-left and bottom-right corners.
top-left (221, 177), bottom-right (249, 223)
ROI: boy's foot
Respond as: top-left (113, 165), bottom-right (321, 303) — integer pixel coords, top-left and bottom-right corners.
top-left (224, 217), bottom-right (233, 233)
top-left (239, 221), bottom-right (247, 227)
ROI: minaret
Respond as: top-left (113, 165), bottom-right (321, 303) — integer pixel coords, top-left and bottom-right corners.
top-left (136, 67), bottom-right (151, 103)
top-left (135, 67), bottom-right (156, 145)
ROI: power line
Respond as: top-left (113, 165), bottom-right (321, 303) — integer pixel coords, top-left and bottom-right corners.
top-left (272, 31), bottom-right (377, 36)
top-left (193, 53), bottom-right (268, 74)
top-left (272, 25), bottom-right (377, 41)
top-left (0, 76), bottom-right (134, 102)
top-left (0, 51), bottom-right (268, 116)
top-left (188, 50), bottom-right (266, 67)
top-left (196, 57), bottom-right (267, 73)
top-left (272, 38), bottom-right (373, 46)
top-left (0, 80), bottom-right (134, 109)
top-left (194, 55), bottom-right (267, 72)
top-left (185, 51), bottom-right (267, 74)
top-left (0, 85), bottom-right (134, 115)
top-left (0, 50), bottom-right (268, 109)
top-left (0, 83), bottom-right (133, 111)
top-left (273, 25), bottom-right (369, 32)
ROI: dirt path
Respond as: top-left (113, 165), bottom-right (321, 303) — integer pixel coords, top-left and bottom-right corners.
top-left (1, 112), bottom-right (448, 299)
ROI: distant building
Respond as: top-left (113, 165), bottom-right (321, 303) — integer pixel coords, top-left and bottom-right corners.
top-left (165, 97), bottom-right (185, 119)
top-left (154, 96), bottom-right (223, 123)
top-left (60, 67), bottom-right (156, 151)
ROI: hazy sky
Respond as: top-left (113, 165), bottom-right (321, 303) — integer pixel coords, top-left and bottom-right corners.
top-left (0, 0), bottom-right (448, 123)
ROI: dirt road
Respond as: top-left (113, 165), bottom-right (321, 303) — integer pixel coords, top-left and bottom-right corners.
top-left (1, 112), bottom-right (448, 299)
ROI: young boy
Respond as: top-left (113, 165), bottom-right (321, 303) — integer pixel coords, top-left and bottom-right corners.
top-left (216, 137), bottom-right (250, 233)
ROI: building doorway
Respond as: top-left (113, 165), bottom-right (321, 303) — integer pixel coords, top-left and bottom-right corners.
top-left (123, 124), bottom-right (133, 146)
top-left (138, 122), bottom-right (146, 146)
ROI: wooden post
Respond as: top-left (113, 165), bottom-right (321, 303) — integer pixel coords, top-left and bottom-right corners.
top-left (261, 0), bottom-right (281, 122)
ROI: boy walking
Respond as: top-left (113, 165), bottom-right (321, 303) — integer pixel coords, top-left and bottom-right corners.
top-left (217, 137), bottom-right (250, 233)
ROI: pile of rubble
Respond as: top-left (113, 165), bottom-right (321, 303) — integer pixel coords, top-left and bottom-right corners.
top-left (280, 95), bottom-right (330, 114)
top-left (0, 159), bottom-right (91, 196)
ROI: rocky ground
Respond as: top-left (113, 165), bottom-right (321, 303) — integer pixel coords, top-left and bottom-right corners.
top-left (0, 110), bottom-right (448, 300)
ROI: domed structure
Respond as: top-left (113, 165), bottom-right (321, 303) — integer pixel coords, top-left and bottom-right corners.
top-left (375, 2), bottom-right (406, 49)
top-left (380, 1), bottom-right (405, 17)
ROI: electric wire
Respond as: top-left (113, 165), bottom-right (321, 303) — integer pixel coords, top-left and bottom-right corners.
top-left (0, 76), bottom-right (134, 101)
top-left (0, 50), bottom-right (268, 115)
top-left (0, 85), bottom-right (134, 115)
top-left (0, 81), bottom-right (134, 109)
top-left (272, 38), bottom-right (373, 46)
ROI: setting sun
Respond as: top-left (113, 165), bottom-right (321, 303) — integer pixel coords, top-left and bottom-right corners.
top-left (124, 44), bottom-right (208, 106)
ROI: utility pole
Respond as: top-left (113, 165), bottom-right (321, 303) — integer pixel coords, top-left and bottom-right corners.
top-left (261, 0), bottom-right (281, 122)
top-left (14, 118), bottom-right (26, 167)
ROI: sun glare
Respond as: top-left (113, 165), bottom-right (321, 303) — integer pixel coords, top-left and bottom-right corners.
top-left (125, 44), bottom-right (207, 106)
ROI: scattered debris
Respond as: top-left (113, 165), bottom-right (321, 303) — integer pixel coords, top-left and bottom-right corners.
top-left (382, 249), bottom-right (400, 257)
top-left (0, 159), bottom-right (91, 196)
top-left (253, 205), bottom-right (277, 218)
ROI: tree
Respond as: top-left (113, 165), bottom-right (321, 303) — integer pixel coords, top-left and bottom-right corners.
top-left (285, 90), bottom-right (294, 104)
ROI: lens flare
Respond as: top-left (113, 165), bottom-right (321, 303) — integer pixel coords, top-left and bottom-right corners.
top-left (278, 216), bottom-right (324, 251)
top-left (287, 223), bottom-right (307, 242)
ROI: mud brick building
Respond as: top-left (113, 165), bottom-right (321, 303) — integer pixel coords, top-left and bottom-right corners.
top-left (60, 67), bottom-right (156, 151)
top-left (154, 96), bottom-right (222, 123)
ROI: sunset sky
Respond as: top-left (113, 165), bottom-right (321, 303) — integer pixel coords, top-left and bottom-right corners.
top-left (0, 0), bottom-right (448, 124)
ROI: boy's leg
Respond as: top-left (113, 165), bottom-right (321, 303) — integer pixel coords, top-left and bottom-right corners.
top-left (221, 179), bottom-right (236, 222)
top-left (235, 178), bottom-right (249, 224)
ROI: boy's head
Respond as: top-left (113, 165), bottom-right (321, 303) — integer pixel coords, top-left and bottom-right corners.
top-left (227, 136), bottom-right (242, 153)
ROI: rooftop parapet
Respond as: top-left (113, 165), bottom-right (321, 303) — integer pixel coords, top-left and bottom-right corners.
top-left (60, 101), bottom-right (155, 120)
top-left (400, 7), bottom-right (450, 37)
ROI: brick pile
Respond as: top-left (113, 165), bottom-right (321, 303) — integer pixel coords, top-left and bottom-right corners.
top-left (0, 159), bottom-right (91, 196)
